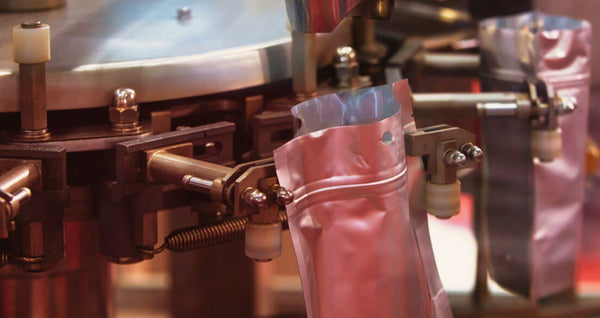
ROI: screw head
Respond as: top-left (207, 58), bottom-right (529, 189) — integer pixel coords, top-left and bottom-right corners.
top-left (555, 96), bottom-right (577, 115)
top-left (269, 186), bottom-right (294, 206)
top-left (460, 143), bottom-right (484, 162)
top-left (243, 188), bottom-right (268, 209)
top-left (469, 146), bottom-right (484, 161)
top-left (177, 7), bottom-right (192, 21)
top-left (444, 149), bottom-right (467, 167)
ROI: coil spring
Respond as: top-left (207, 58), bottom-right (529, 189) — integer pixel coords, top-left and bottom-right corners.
top-left (148, 211), bottom-right (289, 254)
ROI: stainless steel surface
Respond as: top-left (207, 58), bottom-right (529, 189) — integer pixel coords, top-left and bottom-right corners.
top-left (110, 88), bottom-right (140, 133)
top-left (147, 150), bottom-right (232, 186)
top-left (0, 0), bottom-right (64, 12)
top-left (181, 175), bottom-right (213, 194)
top-left (18, 63), bottom-right (48, 138)
top-left (0, 0), bottom-right (352, 112)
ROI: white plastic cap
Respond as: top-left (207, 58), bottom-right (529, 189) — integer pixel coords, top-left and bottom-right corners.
top-left (426, 180), bottom-right (461, 219)
top-left (13, 23), bottom-right (51, 64)
top-left (531, 128), bottom-right (562, 162)
top-left (245, 222), bottom-right (282, 262)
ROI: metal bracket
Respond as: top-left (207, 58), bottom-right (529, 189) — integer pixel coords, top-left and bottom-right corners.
top-left (405, 125), bottom-right (480, 184)
top-left (114, 121), bottom-right (235, 198)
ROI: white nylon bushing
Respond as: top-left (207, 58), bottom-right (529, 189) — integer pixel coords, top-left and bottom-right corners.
top-left (531, 128), bottom-right (562, 162)
top-left (13, 24), bottom-right (51, 64)
top-left (245, 222), bottom-right (282, 262)
top-left (426, 180), bottom-right (461, 219)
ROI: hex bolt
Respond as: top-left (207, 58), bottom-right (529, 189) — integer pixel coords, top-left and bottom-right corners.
top-left (110, 88), bottom-right (140, 133)
top-left (460, 143), bottom-right (484, 162)
top-left (242, 188), bottom-right (268, 209)
top-left (268, 185), bottom-right (294, 206)
top-left (444, 149), bottom-right (467, 167)
top-left (333, 46), bottom-right (359, 87)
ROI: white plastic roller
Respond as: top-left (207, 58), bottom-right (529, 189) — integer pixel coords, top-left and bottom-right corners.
top-left (531, 128), bottom-right (562, 162)
top-left (245, 222), bottom-right (282, 262)
top-left (426, 180), bottom-right (461, 219)
top-left (13, 23), bottom-right (51, 64)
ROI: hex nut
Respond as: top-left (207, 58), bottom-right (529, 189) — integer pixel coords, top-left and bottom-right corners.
top-left (110, 88), bottom-right (140, 130)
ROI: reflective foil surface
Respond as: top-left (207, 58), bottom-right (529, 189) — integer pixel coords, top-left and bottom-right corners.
top-left (274, 80), bottom-right (450, 317)
top-left (479, 12), bottom-right (591, 300)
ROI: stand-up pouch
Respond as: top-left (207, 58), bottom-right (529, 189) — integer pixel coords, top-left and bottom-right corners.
top-left (274, 80), bottom-right (451, 317)
top-left (479, 12), bottom-right (591, 300)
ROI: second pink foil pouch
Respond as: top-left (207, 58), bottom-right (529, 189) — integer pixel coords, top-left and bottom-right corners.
top-left (274, 80), bottom-right (450, 317)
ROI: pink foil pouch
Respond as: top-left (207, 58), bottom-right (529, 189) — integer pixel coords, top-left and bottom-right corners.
top-left (274, 80), bottom-right (451, 317)
top-left (479, 12), bottom-right (591, 300)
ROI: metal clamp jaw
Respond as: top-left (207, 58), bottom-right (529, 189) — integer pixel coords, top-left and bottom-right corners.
top-left (405, 125), bottom-right (483, 219)
top-left (0, 145), bottom-right (67, 272)
top-left (145, 144), bottom-right (293, 262)
top-left (526, 80), bottom-right (576, 162)
top-left (411, 80), bottom-right (576, 162)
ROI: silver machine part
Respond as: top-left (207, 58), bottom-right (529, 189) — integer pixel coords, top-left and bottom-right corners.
top-left (0, 0), bottom-right (352, 112)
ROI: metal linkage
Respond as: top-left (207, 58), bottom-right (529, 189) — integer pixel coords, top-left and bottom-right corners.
top-left (411, 80), bottom-right (576, 122)
top-left (411, 80), bottom-right (575, 162)
top-left (145, 144), bottom-right (293, 217)
top-left (139, 211), bottom-right (288, 255)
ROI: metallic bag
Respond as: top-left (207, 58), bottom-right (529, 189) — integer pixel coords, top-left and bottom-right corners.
top-left (274, 80), bottom-right (451, 317)
top-left (479, 12), bottom-right (591, 300)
